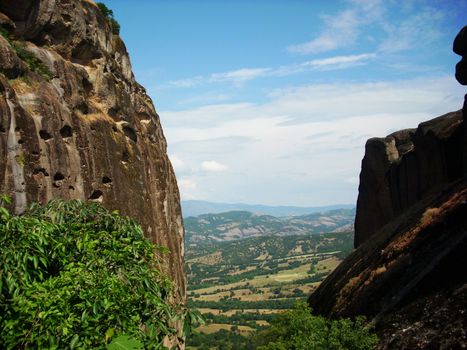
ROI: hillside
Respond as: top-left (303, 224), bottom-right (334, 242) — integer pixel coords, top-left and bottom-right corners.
top-left (182, 200), bottom-right (354, 218)
top-left (186, 231), bottom-right (354, 349)
top-left (185, 208), bottom-right (355, 245)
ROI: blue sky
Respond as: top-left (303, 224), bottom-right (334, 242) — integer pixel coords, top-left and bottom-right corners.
top-left (101, 0), bottom-right (466, 206)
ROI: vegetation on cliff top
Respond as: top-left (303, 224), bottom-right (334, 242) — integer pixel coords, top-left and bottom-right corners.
top-left (0, 197), bottom-right (191, 349)
top-left (96, 2), bottom-right (121, 35)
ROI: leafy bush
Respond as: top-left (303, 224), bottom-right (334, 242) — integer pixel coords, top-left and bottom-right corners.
top-left (0, 197), bottom-right (187, 349)
top-left (96, 2), bottom-right (121, 35)
top-left (253, 301), bottom-right (378, 350)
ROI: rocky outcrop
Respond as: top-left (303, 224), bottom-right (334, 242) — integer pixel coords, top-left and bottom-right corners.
top-left (0, 0), bottom-right (185, 310)
top-left (355, 25), bottom-right (467, 248)
top-left (310, 179), bottom-right (467, 348)
top-left (354, 111), bottom-right (465, 247)
top-left (309, 27), bottom-right (467, 349)
top-left (454, 26), bottom-right (467, 87)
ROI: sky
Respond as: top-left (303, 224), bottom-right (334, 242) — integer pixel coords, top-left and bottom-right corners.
top-left (101, 0), bottom-right (466, 206)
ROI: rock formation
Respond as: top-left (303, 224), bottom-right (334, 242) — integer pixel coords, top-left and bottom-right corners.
top-left (354, 110), bottom-right (465, 247)
top-left (309, 27), bottom-right (467, 349)
top-left (0, 0), bottom-right (185, 310)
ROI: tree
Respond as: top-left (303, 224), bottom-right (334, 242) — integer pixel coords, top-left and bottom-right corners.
top-left (0, 197), bottom-right (189, 349)
top-left (253, 301), bottom-right (378, 350)
top-left (96, 2), bottom-right (120, 35)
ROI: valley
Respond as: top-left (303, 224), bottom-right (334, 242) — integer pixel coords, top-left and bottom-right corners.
top-left (184, 209), bottom-right (354, 349)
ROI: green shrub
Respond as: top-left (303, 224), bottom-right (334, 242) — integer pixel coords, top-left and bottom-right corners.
top-left (0, 25), bottom-right (9, 39)
top-left (97, 2), bottom-right (121, 35)
top-left (12, 43), bottom-right (52, 80)
top-left (0, 25), bottom-right (52, 81)
top-left (253, 301), bottom-right (378, 350)
top-left (0, 197), bottom-right (188, 349)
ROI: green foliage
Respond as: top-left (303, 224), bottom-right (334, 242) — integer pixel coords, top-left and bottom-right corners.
top-left (188, 298), bottom-right (298, 312)
top-left (107, 335), bottom-right (143, 350)
top-left (0, 25), bottom-right (9, 40)
top-left (253, 301), bottom-right (378, 350)
top-left (189, 329), bottom-right (253, 350)
top-left (0, 25), bottom-right (52, 81)
top-left (97, 2), bottom-right (121, 35)
top-left (12, 43), bottom-right (52, 80)
top-left (0, 198), bottom-right (188, 349)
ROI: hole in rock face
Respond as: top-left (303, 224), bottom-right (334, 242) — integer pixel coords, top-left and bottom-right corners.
top-left (53, 172), bottom-right (65, 181)
top-left (18, 139), bottom-right (23, 144)
top-left (123, 125), bottom-right (137, 143)
top-left (108, 107), bottom-right (119, 118)
top-left (62, 13), bottom-right (72, 23)
top-left (0, 125), bottom-right (5, 133)
top-left (39, 130), bottom-right (52, 140)
top-left (89, 190), bottom-right (103, 200)
top-left (122, 150), bottom-right (129, 163)
top-left (60, 125), bottom-right (73, 138)
top-left (69, 185), bottom-right (75, 191)
top-left (102, 176), bottom-right (112, 184)
top-left (33, 168), bottom-right (49, 176)
top-left (76, 101), bottom-right (89, 114)
top-left (82, 77), bottom-right (93, 95)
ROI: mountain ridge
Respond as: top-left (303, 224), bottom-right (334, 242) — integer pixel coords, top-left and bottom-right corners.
top-left (182, 199), bottom-right (354, 218)
top-left (185, 208), bottom-right (355, 245)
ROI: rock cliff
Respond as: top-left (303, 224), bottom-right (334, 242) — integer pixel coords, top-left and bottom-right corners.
top-left (0, 0), bottom-right (185, 307)
top-left (354, 110), bottom-right (465, 247)
top-left (355, 26), bottom-right (467, 248)
top-left (309, 27), bottom-right (467, 349)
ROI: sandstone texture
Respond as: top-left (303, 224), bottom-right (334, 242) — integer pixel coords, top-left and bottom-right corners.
top-left (309, 27), bottom-right (467, 349)
top-left (0, 0), bottom-right (185, 308)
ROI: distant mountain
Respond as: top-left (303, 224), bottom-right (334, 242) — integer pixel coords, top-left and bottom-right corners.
top-left (181, 200), bottom-right (355, 218)
top-left (185, 208), bottom-right (355, 245)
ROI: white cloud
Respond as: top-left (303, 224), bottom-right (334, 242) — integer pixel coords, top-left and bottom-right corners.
top-left (162, 76), bottom-right (464, 205)
top-left (201, 160), bottom-right (228, 172)
top-left (169, 154), bottom-right (184, 169)
top-left (378, 8), bottom-right (444, 53)
top-left (162, 53), bottom-right (375, 90)
top-left (286, 0), bottom-right (449, 56)
top-left (169, 76), bottom-right (204, 88)
top-left (178, 177), bottom-right (198, 200)
top-left (301, 53), bottom-right (376, 70)
top-left (210, 68), bottom-right (271, 86)
top-left (287, 4), bottom-right (376, 55)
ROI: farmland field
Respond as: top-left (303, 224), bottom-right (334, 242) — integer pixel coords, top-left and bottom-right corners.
top-left (185, 222), bottom-right (354, 349)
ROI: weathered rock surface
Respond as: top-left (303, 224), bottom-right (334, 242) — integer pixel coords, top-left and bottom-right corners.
top-left (309, 27), bottom-right (467, 349)
top-left (309, 179), bottom-right (467, 348)
top-left (0, 0), bottom-right (185, 310)
top-left (354, 111), bottom-right (465, 247)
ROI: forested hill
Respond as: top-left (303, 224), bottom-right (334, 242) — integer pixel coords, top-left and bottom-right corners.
top-left (182, 200), bottom-right (354, 217)
top-left (185, 208), bottom-right (355, 245)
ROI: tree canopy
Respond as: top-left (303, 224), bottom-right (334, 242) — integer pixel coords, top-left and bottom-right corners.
top-left (0, 197), bottom-right (186, 349)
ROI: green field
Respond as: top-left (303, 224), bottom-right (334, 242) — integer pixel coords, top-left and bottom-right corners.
top-left (186, 231), bottom-right (354, 349)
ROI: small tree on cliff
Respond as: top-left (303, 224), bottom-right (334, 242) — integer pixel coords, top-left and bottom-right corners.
top-left (96, 2), bottom-right (120, 35)
top-left (0, 197), bottom-right (192, 349)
